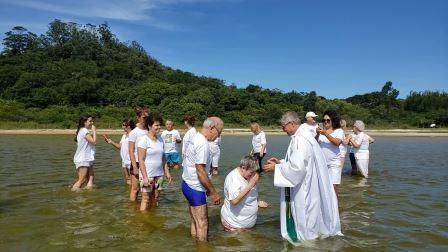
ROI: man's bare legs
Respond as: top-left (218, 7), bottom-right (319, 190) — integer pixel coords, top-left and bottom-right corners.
top-left (190, 204), bottom-right (208, 241)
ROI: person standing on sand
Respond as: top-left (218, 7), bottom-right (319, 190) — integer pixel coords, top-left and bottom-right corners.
top-left (128, 107), bottom-right (149, 202)
top-left (103, 119), bottom-right (136, 185)
top-left (181, 117), bottom-right (223, 242)
top-left (161, 120), bottom-right (182, 169)
top-left (72, 115), bottom-right (96, 191)
top-left (263, 111), bottom-right (342, 244)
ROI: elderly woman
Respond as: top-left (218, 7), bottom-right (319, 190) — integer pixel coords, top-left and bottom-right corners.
top-left (346, 120), bottom-right (375, 178)
top-left (316, 110), bottom-right (344, 195)
top-left (221, 156), bottom-right (268, 231)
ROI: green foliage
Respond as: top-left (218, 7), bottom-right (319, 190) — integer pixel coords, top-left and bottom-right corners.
top-left (0, 20), bottom-right (447, 129)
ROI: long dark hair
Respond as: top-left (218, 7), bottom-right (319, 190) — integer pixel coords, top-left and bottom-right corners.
top-left (74, 114), bottom-right (92, 142)
top-left (323, 110), bottom-right (341, 129)
top-left (134, 106), bottom-right (148, 118)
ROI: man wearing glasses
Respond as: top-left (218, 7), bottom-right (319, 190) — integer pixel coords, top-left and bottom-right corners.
top-left (181, 116), bottom-right (223, 241)
top-left (264, 111), bottom-right (342, 244)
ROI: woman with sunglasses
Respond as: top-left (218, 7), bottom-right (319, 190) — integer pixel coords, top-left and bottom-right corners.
top-left (103, 119), bottom-right (136, 185)
top-left (316, 110), bottom-right (344, 195)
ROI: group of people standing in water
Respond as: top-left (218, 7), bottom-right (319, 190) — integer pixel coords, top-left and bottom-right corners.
top-left (72, 107), bottom-right (374, 245)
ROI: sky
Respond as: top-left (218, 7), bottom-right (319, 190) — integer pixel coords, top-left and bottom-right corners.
top-left (0, 0), bottom-right (447, 99)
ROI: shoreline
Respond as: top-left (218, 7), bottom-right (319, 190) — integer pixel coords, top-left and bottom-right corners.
top-left (1, 129), bottom-right (448, 137)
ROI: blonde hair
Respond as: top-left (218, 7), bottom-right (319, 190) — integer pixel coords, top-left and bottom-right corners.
top-left (340, 119), bottom-right (347, 128)
top-left (250, 122), bottom-right (263, 134)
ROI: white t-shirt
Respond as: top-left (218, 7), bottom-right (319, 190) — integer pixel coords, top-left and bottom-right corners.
top-left (137, 135), bottom-right (165, 178)
top-left (161, 129), bottom-right (181, 153)
top-left (252, 131), bottom-right (267, 153)
top-left (221, 168), bottom-right (258, 229)
top-left (182, 133), bottom-right (211, 192)
top-left (73, 128), bottom-right (95, 163)
top-left (182, 127), bottom-right (197, 154)
top-left (128, 127), bottom-right (148, 161)
top-left (349, 132), bottom-right (370, 153)
top-left (318, 128), bottom-right (344, 165)
top-left (298, 123), bottom-right (318, 137)
top-left (119, 134), bottom-right (130, 166)
top-left (209, 136), bottom-right (221, 153)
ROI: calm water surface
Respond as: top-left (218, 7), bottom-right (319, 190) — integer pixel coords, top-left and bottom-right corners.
top-left (0, 135), bottom-right (447, 251)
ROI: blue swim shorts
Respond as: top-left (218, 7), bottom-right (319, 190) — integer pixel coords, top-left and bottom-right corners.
top-left (165, 152), bottom-right (180, 164)
top-left (182, 180), bottom-right (206, 206)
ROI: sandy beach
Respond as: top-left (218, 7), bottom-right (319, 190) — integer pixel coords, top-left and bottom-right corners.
top-left (1, 128), bottom-right (447, 136)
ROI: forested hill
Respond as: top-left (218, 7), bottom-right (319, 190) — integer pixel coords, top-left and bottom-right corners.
top-left (0, 20), bottom-right (447, 128)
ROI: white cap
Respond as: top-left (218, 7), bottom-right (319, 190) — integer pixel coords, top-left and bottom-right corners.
top-left (305, 111), bottom-right (318, 118)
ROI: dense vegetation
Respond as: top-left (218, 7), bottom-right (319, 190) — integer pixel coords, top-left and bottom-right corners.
top-left (0, 20), bottom-right (447, 129)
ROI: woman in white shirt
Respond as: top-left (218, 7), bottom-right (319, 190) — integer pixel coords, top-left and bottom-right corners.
top-left (250, 122), bottom-right (267, 173)
top-left (138, 113), bottom-right (172, 210)
top-left (209, 136), bottom-right (221, 175)
top-left (339, 119), bottom-right (348, 168)
top-left (347, 120), bottom-right (375, 178)
top-left (128, 107), bottom-right (149, 202)
top-left (316, 110), bottom-right (344, 195)
top-left (221, 156), bottom-right (268, 231)
top-left (72, 115), bottom-right (97, 191)
top-left (103, 119), bottom-right (136, 185)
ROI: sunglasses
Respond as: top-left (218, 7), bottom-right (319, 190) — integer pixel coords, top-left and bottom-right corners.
top-left (322, 119), bottom-right (331, 123)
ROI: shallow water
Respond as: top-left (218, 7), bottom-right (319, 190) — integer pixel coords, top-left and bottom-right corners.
top-left (0, 135), bottom-right (447, 251)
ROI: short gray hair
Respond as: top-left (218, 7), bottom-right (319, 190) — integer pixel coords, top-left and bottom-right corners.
top-left (203, 116), bottom-right (224, 129)
top-left (280, 111), bottom-right (301, 125)
top-left (353, 120), bottom-right (365, 132)
top-left (239, 155), bottom-right (259, 171)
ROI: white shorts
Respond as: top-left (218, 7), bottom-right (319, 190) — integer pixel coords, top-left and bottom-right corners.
top-left (122, 163), bottom-right (131, 169)
top-left (328, 162), bottom-right (342, 185)
top-left (75, 161), bottom-right (93, 169)
top-left (211, 149), bottom-right (220, 167)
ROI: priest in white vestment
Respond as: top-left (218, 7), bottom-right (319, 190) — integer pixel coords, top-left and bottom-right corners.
top-left (264, 111), bottom-right (342, 245)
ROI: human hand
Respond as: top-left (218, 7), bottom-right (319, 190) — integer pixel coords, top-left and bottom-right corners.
top-left (249, 173), bottom-right (260, 187)
top-left (166, 174), bottom-right (173, 184)
top-left (102, 134), bottom-right (111, 143)
top-left (258, 200), bottom-right (269, 208)
top-left (267, 157), bottom-right (280, 164)
top-left (210, 192), bottom-right (221, 205)
top-left (91, 125), bottom-right (96, 131)
top-left (263, 160), bottom-right (277, 172)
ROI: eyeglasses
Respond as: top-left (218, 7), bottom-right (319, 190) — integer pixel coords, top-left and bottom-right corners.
top-left (212, 126), bottom-right (222, 136)
top-left (322, 119), bottom-right (331, 123)
top-left (281, 122), bottom-right (292, 129)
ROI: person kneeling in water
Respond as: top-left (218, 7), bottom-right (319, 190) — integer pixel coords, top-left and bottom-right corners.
top-left (220, 156), bottom-right (269, 231)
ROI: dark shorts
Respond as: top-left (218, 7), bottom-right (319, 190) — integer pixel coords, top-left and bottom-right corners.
top-left (130, 162), bottom-right (139, 176)
top-left (349, 153), bottom-right (357, 171)
top-left (165, 152), bottom-right (180, 164)
top-left (182, 180), bottom-right (206, 207)
top-left (253, 152), bottom-right (266, 173)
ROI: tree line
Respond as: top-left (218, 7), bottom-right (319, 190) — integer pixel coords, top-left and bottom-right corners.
top-left (0, 20), bottom-right (447, 129)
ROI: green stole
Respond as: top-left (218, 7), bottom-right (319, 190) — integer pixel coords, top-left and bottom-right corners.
top-left (284, 148), bottom-right (299, 243)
